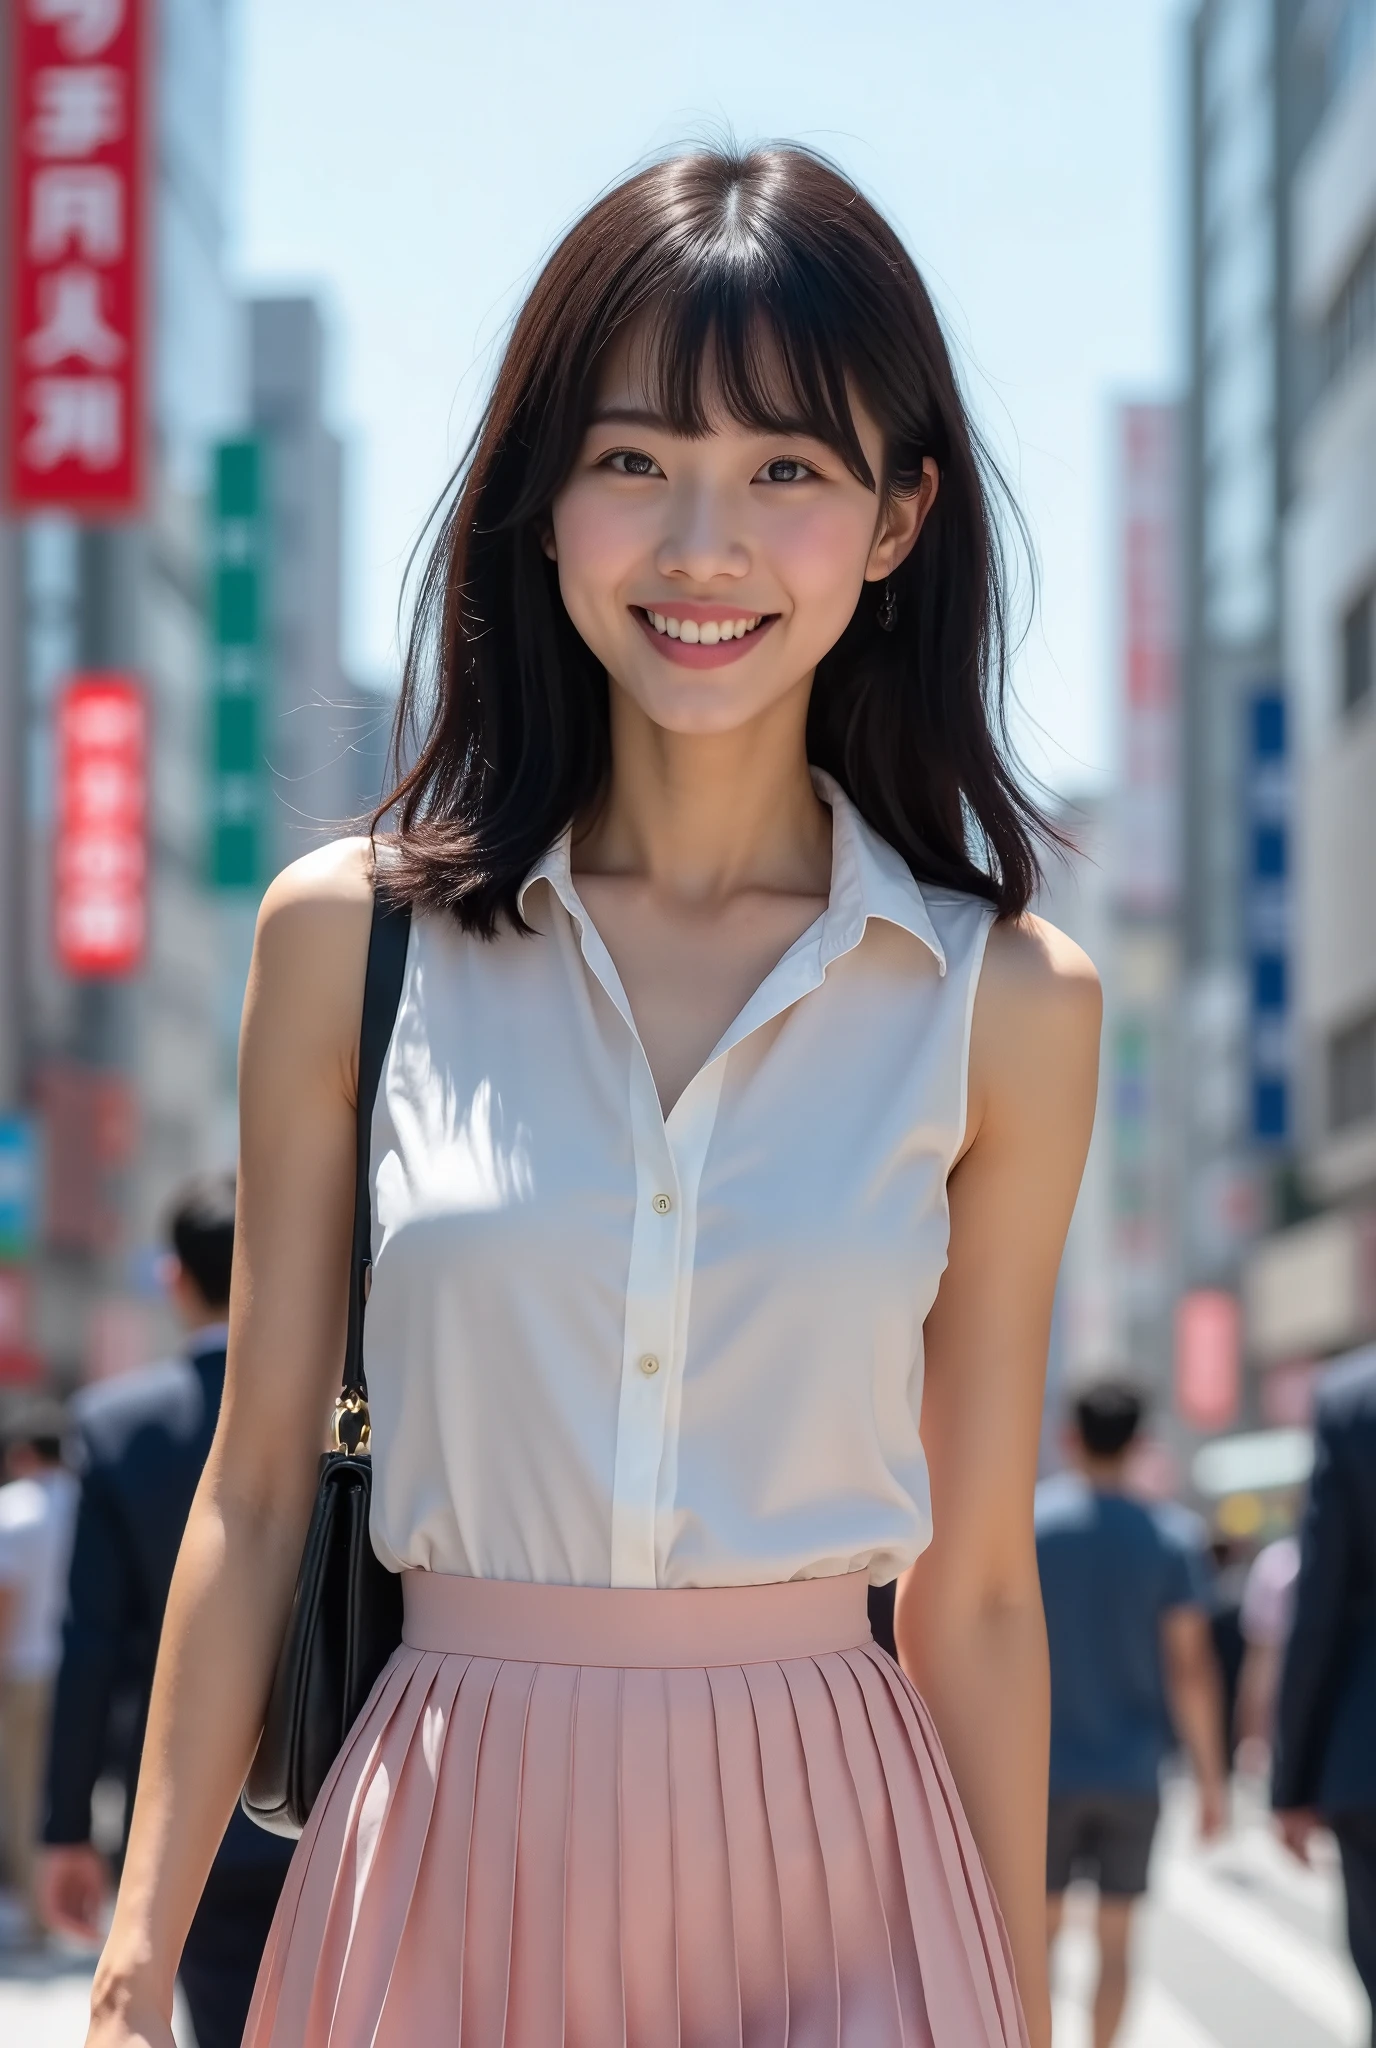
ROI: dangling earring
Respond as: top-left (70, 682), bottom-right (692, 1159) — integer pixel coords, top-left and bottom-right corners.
top-left (877, 578), bottom-right (898, 632)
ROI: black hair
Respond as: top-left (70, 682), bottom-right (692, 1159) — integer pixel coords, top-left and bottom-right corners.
top-left (167, 1171), bottom-right (236, 1311)
top-left (1072, 1380), bottom-right (1145, 1461)
top-left (379, 143), bottom-right (1061, 931)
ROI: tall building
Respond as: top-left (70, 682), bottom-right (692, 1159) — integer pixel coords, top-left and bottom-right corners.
top-left (2, 0), bottom-right (243, 1383)
top-left (1244, 3), bottom-right (1376, 1394)
top-left (249, 296), bottom-right (361, 868)
top-left (1181, 0), bottom-right (1326, 1316)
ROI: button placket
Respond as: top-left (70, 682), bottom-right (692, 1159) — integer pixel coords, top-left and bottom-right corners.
top-left (608, 1058), bottom-right (683, 1586)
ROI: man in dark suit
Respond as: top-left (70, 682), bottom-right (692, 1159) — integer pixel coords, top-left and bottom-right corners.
top-left (1274, 1344), bottom-right (1376, 2043)
top-left (37, 1174), bottom-right (294, 2048)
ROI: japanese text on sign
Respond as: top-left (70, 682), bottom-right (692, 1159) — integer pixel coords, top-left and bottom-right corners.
top-left (6, 0), bottom-right (146, 512)
top-left (55, 674), bottom-right (147, 976)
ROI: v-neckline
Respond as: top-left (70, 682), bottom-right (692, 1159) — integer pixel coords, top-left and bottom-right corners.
top-left (561, 884), bottom-right (829, 1126)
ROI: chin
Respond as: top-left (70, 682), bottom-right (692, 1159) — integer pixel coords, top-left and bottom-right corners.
top-left (634, 683), bottom-right (776, 737)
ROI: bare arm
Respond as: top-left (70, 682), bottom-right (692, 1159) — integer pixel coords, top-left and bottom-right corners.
top-left (87, 841), bottom-right (375, 2045)
top-left (895, 914), bottom-right (1101, 2048)
top-left (1161, 1607), bottom-right (1228, 1836)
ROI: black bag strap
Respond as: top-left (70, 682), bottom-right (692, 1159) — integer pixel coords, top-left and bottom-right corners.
top-left (336, 884), bottom-right (412, 1442)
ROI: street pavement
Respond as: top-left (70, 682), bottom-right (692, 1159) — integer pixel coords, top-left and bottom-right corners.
top-left (0, 1778), bottom-right (1367, 2046)
top-left (1054, 1776), bottom-right (1369, 2048)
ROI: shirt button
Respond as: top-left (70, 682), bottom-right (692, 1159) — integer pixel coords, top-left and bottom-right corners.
top-left (638, 1353), bottom-right (661, 1376)
top-left (651, 1193), bottom-right (673, 1215)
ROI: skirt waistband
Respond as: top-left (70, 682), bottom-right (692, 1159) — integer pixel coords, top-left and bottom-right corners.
top-left (400, 1569), bottom-right (873, 1667)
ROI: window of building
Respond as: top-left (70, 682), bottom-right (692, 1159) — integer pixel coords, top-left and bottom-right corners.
top-left (1343, 582), bottom-right (1374, 713)
top-left (1253, 822), bottom-right (1287, 879)
top-left (1324, 232), bottom-right (1376, 393)
top-left (1329, 1010), bottom-right (1376, 1131)
top-left (1254, 954), bottom-right (1287, 1010)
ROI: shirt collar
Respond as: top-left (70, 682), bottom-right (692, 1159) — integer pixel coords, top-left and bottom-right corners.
top-left (518, 769), bottom-right (946, 977)
top-left (185, 1322), bottom-right (229, 1361)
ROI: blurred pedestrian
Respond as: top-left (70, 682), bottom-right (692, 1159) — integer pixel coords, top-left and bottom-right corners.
top-left (1234, 1530), bottom-right (1299, 1771)
top-left (1272, 1346), bottom-right (1376, 2045)
top-left (0, 1397), bottom-right (78, 1944)
top-left (1039, 1380), bottom-right (1227, 2048)
top-left (37, 1173), bottom-right (293, 2048)
top-left (1206, 1533), bottom-right (1251, 1770)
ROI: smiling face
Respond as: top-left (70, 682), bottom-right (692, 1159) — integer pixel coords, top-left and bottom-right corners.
top-left (546, 328), bottom-right (934, 739)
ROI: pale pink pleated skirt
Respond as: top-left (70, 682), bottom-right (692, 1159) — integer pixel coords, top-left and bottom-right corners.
top-left (242, 1571), bottom-right (1027, 2047)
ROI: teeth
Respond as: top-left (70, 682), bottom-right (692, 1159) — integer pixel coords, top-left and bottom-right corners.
top-left (643, 610), bottom-right (764, 641)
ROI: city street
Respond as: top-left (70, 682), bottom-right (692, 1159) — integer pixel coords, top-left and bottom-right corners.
top-left (0, 1779), bottom-right (1366, 2048)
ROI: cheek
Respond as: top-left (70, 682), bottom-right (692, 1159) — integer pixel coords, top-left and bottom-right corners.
top-left (549, 485), bottom-right (645, 604)
top-left (771, 500), bottom-right (877, 609)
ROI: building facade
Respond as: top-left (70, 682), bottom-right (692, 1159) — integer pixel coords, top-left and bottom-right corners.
top-left (1245, 3), bottom-right (1376, 1386)
top-left (2, 0), bottom-right (243, 1383)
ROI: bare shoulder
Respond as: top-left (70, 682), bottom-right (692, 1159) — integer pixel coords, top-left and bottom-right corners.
top-left (257, 834), bottom-right (375, 929)
top-left (980, 912), bottom-right (1100, 1018)
top-left (244, 839), bottom-right (377, 1089)
top-left (965, 913), bottom-right (1102, 1146)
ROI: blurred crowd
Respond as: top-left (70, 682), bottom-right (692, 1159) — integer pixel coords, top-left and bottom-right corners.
top-left (0, 1185), bottom-right (1373, 2048)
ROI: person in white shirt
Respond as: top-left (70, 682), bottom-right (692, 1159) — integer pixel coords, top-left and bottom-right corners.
top-left (82, 144), bottom-right (1101, 2048)
top-left (0, 1398), bottom-right (78, 1940)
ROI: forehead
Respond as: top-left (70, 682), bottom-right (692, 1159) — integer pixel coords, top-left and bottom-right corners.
top-left (591, 319), bottom-right (786, 419)
top-left (589, 313), bottom-right (880, 471)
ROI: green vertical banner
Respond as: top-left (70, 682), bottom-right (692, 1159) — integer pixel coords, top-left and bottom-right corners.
top-left (209, 440), bottom-right (267, 889)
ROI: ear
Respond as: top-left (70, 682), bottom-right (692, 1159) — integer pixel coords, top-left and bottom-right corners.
top-left (864, 457), bottom-right (939, 582)
top-left (539, 522), bottom-right (557, 563)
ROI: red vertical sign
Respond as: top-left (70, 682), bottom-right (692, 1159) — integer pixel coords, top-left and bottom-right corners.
top-left (1174, 1289), bottom-right (1241, 1432)
top-left (55, 674), bottom-right (147, 975)
top-left (6, 0), bottom-right (147, 514)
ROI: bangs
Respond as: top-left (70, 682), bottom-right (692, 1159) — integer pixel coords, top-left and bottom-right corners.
top-left (615, 255), bottom-right (879, 490)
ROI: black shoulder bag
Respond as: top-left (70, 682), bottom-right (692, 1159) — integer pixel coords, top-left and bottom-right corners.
top-left (241, 889), bottom-right (412, 1837)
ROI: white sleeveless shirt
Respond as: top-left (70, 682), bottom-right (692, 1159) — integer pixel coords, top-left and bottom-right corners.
top-left (365, 774), bottom-right (994, 1591)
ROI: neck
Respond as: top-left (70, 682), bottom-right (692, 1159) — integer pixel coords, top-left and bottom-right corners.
top-left (1078, 1453), bottom-right (1131, 1490)
top-left (573, 680), bottom-right (830, 903)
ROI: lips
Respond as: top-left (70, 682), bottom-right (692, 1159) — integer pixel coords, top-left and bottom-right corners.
top-left (631, 604), bottom-right (778, 669)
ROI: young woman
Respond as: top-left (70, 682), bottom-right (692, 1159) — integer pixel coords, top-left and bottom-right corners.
top-left (88, 145), bottom-right (1098, 2048)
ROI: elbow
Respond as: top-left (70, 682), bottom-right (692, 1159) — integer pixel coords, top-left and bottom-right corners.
top-left (895, 1561), bottom-right (1046, 1677)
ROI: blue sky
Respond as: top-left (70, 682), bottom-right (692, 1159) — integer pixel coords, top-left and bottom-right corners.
top-left (231, 0), bottom-right (1188, 795)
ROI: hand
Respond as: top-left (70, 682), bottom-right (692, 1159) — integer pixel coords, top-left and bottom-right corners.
top-left (37, 1843), bottom-right (110, 1941)
top-left (1277, 1807), bottom-right (1322, 1865)
top-left (86, 1951), bottom-right (177, 2048)
top-left (85, 1992), bottom-right (177, 2048)
top-left (1197, 1776), bottom-right (1228, 1841)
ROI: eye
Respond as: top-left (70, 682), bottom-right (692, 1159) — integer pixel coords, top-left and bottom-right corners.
top-left (602, 448), bottom-right (663, 478)
top-left (756, 456), bottom-right (818, 485)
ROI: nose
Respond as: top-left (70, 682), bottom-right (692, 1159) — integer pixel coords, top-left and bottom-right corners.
top-left (655, 481), bottom-right (750, 585)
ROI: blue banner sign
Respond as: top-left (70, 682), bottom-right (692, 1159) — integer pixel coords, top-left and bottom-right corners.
top-left (1245, 688), bottom-right (1289, 1144)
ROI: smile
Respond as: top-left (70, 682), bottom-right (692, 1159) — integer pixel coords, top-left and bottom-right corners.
top-left (632, 605), bottom-right (778, 669)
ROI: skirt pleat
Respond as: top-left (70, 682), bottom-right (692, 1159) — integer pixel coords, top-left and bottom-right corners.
top-left (243, 1579), bottom-right (1028, 2048)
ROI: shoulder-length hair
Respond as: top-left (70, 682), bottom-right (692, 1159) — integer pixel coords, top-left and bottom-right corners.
top-left (379, 143), bottom-right (1058, 930)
